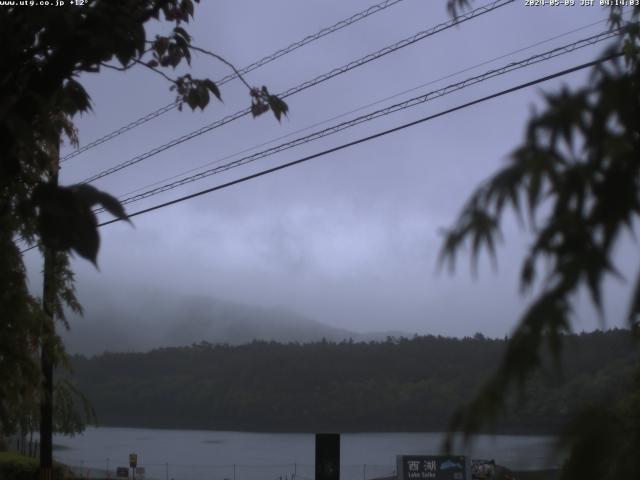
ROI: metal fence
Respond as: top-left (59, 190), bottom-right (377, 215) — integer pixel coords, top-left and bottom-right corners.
top-left (5, 438), bottom-right (396, 480)
top-left (49, 459), bottom-right (396, 480)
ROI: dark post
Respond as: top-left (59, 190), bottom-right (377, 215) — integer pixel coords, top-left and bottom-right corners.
top-left (315, 433), bottom-right (340, 480)
top-left (39, 146), bottom-right (59, 480)
top-left (39, 249), bottom-right (55, 479)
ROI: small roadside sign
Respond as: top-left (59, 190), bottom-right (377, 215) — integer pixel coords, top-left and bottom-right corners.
top-left (116, 467), bottom-right (129, 478)
top-left (129, 453), bottom-right (138, 469)
top-left (136, 467), bottom-right (146, 478)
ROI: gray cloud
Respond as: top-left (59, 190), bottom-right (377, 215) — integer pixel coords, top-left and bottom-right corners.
top-left (23, 1), bottom-right (633, 353)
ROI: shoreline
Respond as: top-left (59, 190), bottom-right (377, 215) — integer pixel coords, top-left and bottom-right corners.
top-left (78, 423), bottom-right (561, 437)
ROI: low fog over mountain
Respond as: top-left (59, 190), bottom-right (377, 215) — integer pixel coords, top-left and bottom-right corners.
top-left (61, 286), bottom-right (408, 355)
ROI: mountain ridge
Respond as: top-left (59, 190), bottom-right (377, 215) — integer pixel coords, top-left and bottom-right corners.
top-left (61, 288), bottom-right (410, 355)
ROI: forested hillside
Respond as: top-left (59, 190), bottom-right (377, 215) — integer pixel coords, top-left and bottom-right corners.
top-left (70, 330), bottom-right (637, 433)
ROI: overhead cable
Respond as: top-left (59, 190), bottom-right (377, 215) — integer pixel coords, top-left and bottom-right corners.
top-left (96, 54), bottom-right (621, 228)
top-left (115, 13), bottom-right (616, 201)
top-left (79, 0), bottom-right (515, 184)
top-left (19, 52), bottom-right (622, 256)
top-left (59, 0), bottom-right (407, 162)
top-left (94, 28), bottom-right (621, 212)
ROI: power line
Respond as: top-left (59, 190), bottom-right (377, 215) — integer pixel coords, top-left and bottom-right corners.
top-left (93, 28), bottom-right (620, 213)
top-left (96, 54), bottom-right (621, 228)
top-left (59, 0), bottom-right (407, 163)
top-left (78, 0), bottom-right (515, 184)
top-left (18, 52), bottom-right (622, 256)
top-left (11, 2), bottom-right (524, 255)
top-left (114, 13), bottom-right (615, 201)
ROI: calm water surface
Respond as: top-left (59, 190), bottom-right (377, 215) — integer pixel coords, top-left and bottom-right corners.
top-left (53, 427), bottom-right (561, 480)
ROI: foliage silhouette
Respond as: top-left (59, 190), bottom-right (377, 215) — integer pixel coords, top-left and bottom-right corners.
top-left (442, 1), bottom-right (640, 477)
top-left (0, 0), bottom-right (286, 437)
top-left (66, 331), bottom-right (636, 434)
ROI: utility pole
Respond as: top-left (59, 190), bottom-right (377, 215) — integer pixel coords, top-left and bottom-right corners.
top-left (315, 434), bottom-right (340, 480)
top-left (39, 140), bottom-right (59, 480)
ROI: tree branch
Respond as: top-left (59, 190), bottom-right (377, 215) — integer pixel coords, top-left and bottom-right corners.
top-left (134, 59), bottom-right (177, 84)
top-left (99, 47), bottom-right (155, 73)
top-left (99, 62), bottom-right (136, 72)
top-left (189, 44), bottom-right (253, 91)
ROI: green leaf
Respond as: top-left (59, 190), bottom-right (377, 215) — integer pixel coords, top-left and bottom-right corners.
top-left (115, 49), bottom-right (130, 69)
top-left (69, 184), bottom-right (130, 222)
top-left (196, 83), bottom-right (209, 110)
top-left (251, 101), bottom-right (269, 118)
top-left (136, 26), bottom-right (147, 57)
top-left (71, 209), bottom-right (100, 266)
top-left (520, 255), bottom-right (536, 293)
top-left (186, 89), bottom-right (199, 110)
top-left (33, 183), bottom-right (130, 265)
top-left (33, 184), bottom-right (98, 264)
top-left (174, 26), bottom-right (191, 43)
top-left (180, 0), bottom-right (195, 18)
top-left (154, 36), bottom-right (169, 57)
top-left (173, 30), bottom-right (191, 65)
top-left (204, 79), bottom-right (221, 100)
top-left (267, 94), bottom-right (289, 122)
top-left (63, 79), bottom-right (92, 115)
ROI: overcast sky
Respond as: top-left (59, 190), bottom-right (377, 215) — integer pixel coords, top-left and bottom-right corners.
top-left (23, 0), bottom-right (636, 341)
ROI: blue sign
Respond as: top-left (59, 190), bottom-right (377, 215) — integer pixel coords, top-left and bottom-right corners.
top-left (397, 455), bottom-right (468, 480)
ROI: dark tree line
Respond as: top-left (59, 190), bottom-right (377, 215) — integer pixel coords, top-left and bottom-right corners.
top-left (68, 329), bottom-right (636, 433)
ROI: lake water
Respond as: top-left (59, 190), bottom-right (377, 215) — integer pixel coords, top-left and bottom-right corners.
top-left (53, 427), bottom-right (561, 480)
